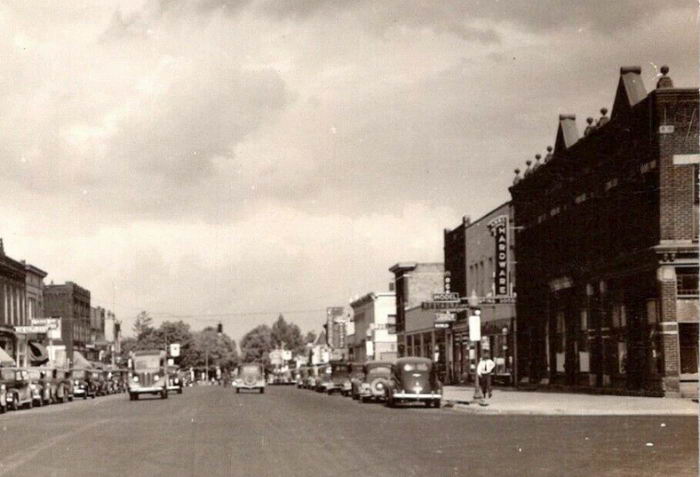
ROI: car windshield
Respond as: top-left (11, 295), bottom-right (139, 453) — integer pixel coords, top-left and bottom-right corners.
top-left (401, 362), bottom-right (430, 372)
top-left (73, 370), bottom-right (86, 379)
top-left (331, 364), bottom-right (348, 376)
top-left (240, 365), bottom-right (261, 376)
top-left (0, 369), bottom-right (15, 380)
top-left (134, 355), bottom-right (161, 370)
top-left (367, 366), bottom-right (391, 375)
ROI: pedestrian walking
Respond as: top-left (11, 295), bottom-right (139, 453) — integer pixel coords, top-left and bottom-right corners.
top-left (477, 352), bottom-right (496, 399)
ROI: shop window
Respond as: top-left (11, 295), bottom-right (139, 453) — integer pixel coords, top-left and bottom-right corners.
top-left (555, 312), bottom-right (566, 353)
top-left (580, 310), bottom-right (588, 331)
top-left (676, 268), bottom-right (699, 296)
top-left (575, 193), bottom-right (588, 204)
top-left (605, 178), bottom-right (618, 191)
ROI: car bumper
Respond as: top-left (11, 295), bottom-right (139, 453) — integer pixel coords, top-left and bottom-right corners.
top-left (233, 384), bottom-right (264, 389)
top-left (167, 385), bottom-right (182, 391)
top-left (129, 386), bottom-right (165, 394)
top-left (392, 392), bottom-right (442, 400)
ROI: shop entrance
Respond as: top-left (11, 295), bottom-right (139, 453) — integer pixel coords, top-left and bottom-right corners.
top-left (679, 323), bottom-right (698, 398)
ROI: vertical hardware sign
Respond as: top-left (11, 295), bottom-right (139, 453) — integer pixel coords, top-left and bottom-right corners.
top-left (488, 215), bottom-right (509, 296)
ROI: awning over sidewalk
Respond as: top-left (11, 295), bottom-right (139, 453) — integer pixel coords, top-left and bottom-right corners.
top-left (0, 345), bottom-right (15, 366)
top-left (29, 341), bottom-right (49, 366)
top-left (72, 351), bottom-right (92, 369)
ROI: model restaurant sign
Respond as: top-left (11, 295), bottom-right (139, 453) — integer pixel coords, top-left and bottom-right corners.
top-left (487, 215), bottom-right (510, 296)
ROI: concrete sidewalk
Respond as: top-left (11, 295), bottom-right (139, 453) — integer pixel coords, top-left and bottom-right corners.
top-left (442, 386), bottom-right (699, 416)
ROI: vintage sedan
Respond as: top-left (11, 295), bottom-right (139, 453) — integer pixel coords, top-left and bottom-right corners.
top-left (316, 361), bottom-right (350, 395)
top-left (233, 363), bottom-right (266, 394)
top-left (27, 368), bottom-right (52, 406)
top-left (296, 366), bottom-right (309, 388)
top-left (1, 368), bottom-right (34, 410)
top-left (167, 366), bottom-right (184, 395)
top-left (385, 357), bottom-right (442, 408)
top-left (71, 368), bottom-right (97, 399)
top-left (358, 361), bottom-right (392, 403)
top-left (53, 368), bottom-right (73, 402)
top-left (348, 362), bottom-right (365, 400)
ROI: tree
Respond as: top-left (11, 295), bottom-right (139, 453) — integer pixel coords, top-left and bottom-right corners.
top-left (132, 311), bottom-right (154, 340)
top-left (188, 327), bottom-right (238, 371)
top-left (270, 314), bottom-right (305, 354)
top-left (240, 324), bottom-right (273, 363)
top-left (305, 330), bottom-right (317, 345)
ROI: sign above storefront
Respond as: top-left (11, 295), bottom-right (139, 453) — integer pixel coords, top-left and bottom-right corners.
top-left (432, 292), bottom-right (460, 302)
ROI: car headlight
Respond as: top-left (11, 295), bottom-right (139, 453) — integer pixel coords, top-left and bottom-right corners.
top-left (74, 380), bottom-right (79, 385)
top-left (174, 378), bottom-right (179, 384)
top-left (154, 375), bottom-right (160, 382)
top-left (133, 376), bottom-right (139, 382)
top-left (0, 384), bottom-right (5, 391)
top-left (30, 384), bottom-right (36, 390)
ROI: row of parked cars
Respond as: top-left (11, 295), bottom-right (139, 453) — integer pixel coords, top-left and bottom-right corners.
top-left (0, 366), bottom-right (129, 413)
top-left (296, 357), bottom-right (443, 408)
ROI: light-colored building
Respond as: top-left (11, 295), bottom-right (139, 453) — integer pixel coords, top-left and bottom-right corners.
top-left (349, 292), bottom-right (397, 362)
top-left (24, 262), bottom-right (47, 321)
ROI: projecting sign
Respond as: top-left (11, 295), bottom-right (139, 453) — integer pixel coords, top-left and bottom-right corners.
top-left (488, 215), bottom-right (510, 296)
top-left (421, 302), bottom-right (470, 311)
top-left (169, 343), bottom-right (181, 358)
top-left (14, 325), bottom-right (48, 334)
top-left (432, 292), bottom-right (460, 302)
top-left (468, 314), bottom-right (481, 342)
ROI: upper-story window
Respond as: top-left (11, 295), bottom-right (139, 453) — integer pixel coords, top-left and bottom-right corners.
top-left (575, 193), bottom-right (588, 204)
top-left (550, 206), bottom-right (560, 217)
top-left (640, 160), bottom-right (658, 174)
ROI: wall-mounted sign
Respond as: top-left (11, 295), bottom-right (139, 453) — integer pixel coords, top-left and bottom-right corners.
top-left (432, 292), bottom-right (460, 302)
top-left (488, 215), bottom-right (510, 296)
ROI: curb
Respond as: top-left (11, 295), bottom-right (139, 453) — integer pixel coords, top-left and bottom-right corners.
top-left (444, 401), bottom-right (698, 416)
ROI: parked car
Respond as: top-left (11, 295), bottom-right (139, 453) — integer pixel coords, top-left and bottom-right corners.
top-left (296, 366), bottom-right (309, 388)
top-left (358, 361), bottom-right (392, 403)
top-left (27, 368), bottom-right (52, 406)
top-left (304, 365), bottom-right (320, 390)
top-left (54, 368), bottom-right (73, 402)
top-left (233, 363), bottom-right (266, 394)
top-left (348, 362), bottom-right (365, 399)
top-left (72, 368), bottom-right (97, 399)
top-left (385, 357), bottom-right (442, 408)
top-left (167, 366), bottom-right (184, 395)
top-left (1, 368), bottom-right (34, 411)
top-left (314, 364), bottom-right (332, 392)
top-left (328, 361), bottom-right (351, 395)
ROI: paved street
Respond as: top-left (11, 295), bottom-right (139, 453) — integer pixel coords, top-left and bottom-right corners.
top-left (0, 386), bottom-right (696, 477)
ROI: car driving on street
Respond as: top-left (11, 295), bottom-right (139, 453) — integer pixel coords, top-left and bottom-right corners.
top-left (233, 363), bottom-right (266, 394)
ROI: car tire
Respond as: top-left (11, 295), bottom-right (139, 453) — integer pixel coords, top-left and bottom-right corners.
top-left (260, 388), bottom-right (265, 394)
top-left (161, 390), bottom-right (168, 399)
top-left (235, 388), bottom-right (240, 394)
top-left (178, 388), bottom-right (183, 395)
top-left (11, 397), bottom-right (19, 411)
top-left (27, 398), bottom-right (33, 410)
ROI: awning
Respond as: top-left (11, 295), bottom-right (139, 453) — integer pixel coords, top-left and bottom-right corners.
top-left (72, 351), bottom-right (92, 369)
top-left (29, 341), bottom-right (49, 366)
top-left (0, 346), bottom-right (15, 366)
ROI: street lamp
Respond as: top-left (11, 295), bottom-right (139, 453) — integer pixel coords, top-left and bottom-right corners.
top-left (467, 291), bottom-right (484, 403)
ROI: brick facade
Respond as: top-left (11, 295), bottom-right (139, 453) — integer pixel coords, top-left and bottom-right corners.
top-left (509, 66), bottom-right (698, 397)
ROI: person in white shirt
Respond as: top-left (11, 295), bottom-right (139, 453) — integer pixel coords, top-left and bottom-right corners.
top-left (477, 351), bottom-right (496, 398)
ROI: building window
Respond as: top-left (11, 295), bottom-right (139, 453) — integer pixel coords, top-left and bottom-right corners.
top-left (611, 304), bottom-right (626, 328)
top-left (550, 206), bottom-right (560, 217)
top-left (580, 310), bottom-right (588, 330)
top-left (640, 161), bottom-right (658, 174)
top-left (387, 314), bottom-right (396, 334)
top-left (677, 268), bottom-right (699, 296)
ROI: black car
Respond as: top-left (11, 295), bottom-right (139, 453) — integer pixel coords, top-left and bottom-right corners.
top-left (385, 357), bottom-right (442, 408)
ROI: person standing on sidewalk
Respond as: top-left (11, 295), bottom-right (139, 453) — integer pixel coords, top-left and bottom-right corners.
top-left (477, 351), bottom-right (496, 399)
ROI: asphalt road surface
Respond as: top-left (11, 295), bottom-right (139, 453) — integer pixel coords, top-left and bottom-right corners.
top-left (0, 386), bottom-right (696, 477)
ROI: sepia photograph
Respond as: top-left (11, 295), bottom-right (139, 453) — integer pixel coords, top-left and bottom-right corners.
top-left (0, 1), bottom-right (698, 476)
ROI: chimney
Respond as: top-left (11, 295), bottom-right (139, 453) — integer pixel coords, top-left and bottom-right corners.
top-left (0, 238), bottom-right (4, 255)
top-left (388, 282), bottom-right (395, 292)
top-left (656, 65), bottom-right (673, 89)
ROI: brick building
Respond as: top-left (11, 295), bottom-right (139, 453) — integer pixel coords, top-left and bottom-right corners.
top-left (443, 202), bottom-right (517, 384)
top-left (24, 262), bottom-right (47, 321)
top-left (509, 66), bottom-right (698, 397)
top-left (0, 239), bottom-right (26, 364)
top-left (390, 262), bottom-right (446, 377)
top-left (44, 281), bottom-right (92, 365)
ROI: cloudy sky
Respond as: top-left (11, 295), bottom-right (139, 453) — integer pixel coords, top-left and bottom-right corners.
top-left (0, 0), bottom-right (697, 341)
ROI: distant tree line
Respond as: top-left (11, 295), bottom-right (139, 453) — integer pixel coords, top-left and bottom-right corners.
top-left (119, 311), bottom-right (239, 371)
top-left (239, 314), bottom-right (317, 364)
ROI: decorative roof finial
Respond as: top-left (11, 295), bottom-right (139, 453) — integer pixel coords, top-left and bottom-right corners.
top-left (657, 65), bottom-right (673, 89)
top-left (584, 117), bottom-right (596, 136)
top-left (513, 168), bottom-right (521, 185)
top-left (533, 154), bottom-right (542, 170)
top-left (544, 146), bottom-right (553, 163)
top-left (524, 159), bottom-right (533, 176)
top-left (597, 107), bottom-right (609, 128)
